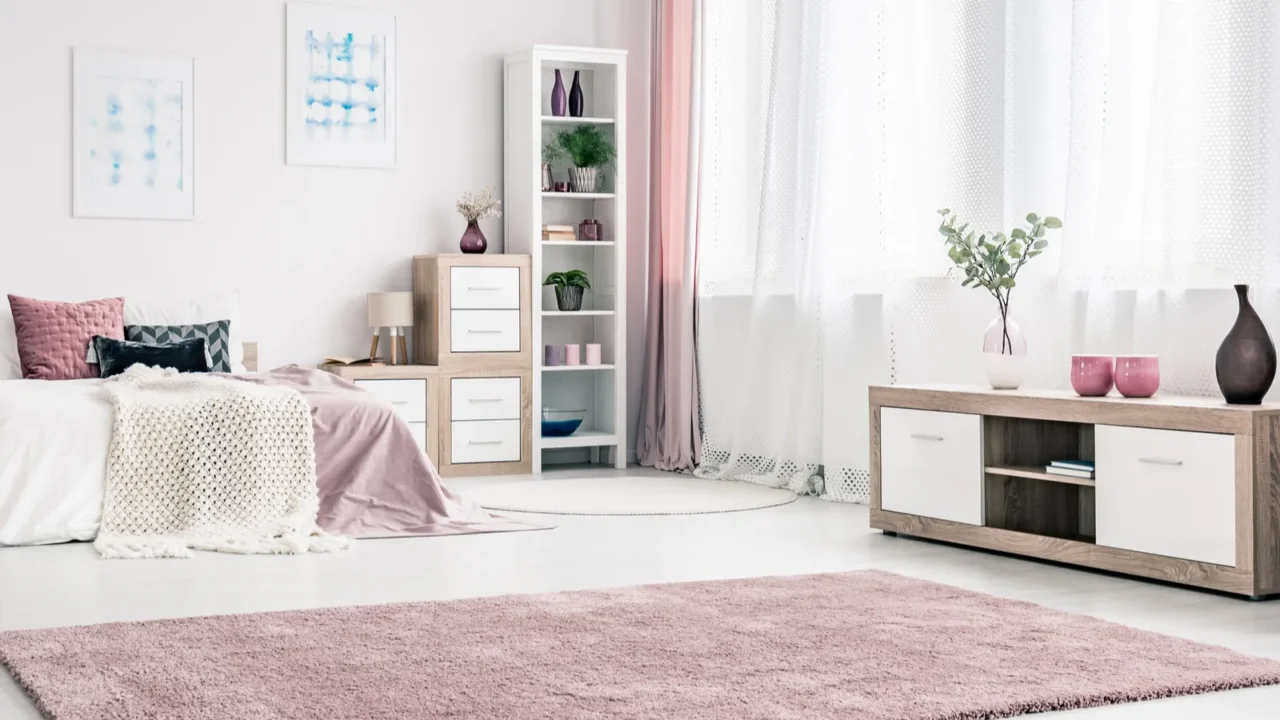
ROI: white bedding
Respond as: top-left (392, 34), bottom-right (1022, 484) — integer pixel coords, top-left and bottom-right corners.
top-left (0, 379), bottom-right (110, 545)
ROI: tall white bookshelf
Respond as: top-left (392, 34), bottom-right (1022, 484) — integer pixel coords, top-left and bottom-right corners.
top-left (504, 46), bottom-right (627, 471)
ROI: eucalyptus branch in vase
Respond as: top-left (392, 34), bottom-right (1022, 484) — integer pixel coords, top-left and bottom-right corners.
top-left (937, 209), bottom-right (1062, 389)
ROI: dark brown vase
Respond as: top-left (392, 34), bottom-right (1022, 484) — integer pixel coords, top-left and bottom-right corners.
top-left (1215, 284), bottom-right (1276, 404)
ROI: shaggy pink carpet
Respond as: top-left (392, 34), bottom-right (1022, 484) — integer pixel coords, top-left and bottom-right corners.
top-left (3, 571), bottom-right (1279, 720)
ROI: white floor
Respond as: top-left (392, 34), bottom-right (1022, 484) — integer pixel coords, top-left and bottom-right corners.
top-left (3, 467), bottom-right (1280, 718)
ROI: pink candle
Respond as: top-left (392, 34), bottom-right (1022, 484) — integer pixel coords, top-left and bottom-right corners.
top-left (565, 344), bottom-right (581, 365)
top-left (586, 343), bottom-right (602, 365)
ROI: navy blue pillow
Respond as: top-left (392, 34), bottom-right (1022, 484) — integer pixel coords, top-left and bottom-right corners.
top-left (92, 335), bottom-right (211, 378)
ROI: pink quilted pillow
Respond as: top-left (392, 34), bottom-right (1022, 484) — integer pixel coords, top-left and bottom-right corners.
top-left (8, 295), bottom-right (125, 380)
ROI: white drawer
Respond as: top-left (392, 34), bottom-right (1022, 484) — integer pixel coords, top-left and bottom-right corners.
top-left (451, 267), bottom-right (520, 309)
top-left (451, 419), bottom-right (521, 464)
top-left (880, 408), bottom-right (983, 525)
top-left (452, 377), bottom-right (520, 421)
top-left (407, 421), bottom-right (427, 453)
top-left (1096, 425), bottom-right (1236, 566)
top-left (451, 310), bottom-right (520, 352)
top-left (354, 379), bottom-right (426, 423)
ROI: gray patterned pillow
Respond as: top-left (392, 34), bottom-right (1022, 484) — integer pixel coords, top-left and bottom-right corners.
top-left (126, 320), bottom-right (232, 372)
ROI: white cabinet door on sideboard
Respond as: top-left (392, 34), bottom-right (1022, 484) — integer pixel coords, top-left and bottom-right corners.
top-left (880, 408), bottom-right (984, 525)
top-left (1095, 425), bottom-right (1236, 567)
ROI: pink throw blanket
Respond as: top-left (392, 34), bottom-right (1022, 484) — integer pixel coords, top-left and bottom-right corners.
top-left (248, 366), bottom-right (540, 539)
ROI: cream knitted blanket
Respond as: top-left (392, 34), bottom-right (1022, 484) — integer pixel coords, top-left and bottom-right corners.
top-left (94, 365), bottom-right (349, 559)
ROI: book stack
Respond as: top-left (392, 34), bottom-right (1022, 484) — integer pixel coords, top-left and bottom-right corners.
top-left (542, 224), bottom-right (577, 241)
top-left (1043, 460), bottom-right (1095, 480)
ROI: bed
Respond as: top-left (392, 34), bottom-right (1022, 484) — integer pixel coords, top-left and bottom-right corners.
top-left (0, 324), bottom-right (537, 547)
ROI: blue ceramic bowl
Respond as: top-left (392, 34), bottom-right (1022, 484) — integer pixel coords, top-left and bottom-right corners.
top-left (541, 408), bottom-right (585, 437)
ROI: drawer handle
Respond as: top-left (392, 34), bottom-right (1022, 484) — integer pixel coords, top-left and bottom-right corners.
top-left (468, 439), bottom-right (505, 445)
top-left (1138, 457), bottom-right (1183, 466)
top-left (468, 398), bottom-right (504, 403)
top-left (467, 329), bottom-right (503, 334)
top-left (467, 286), bottom-right (504, 291)
top-left (910, 433), bottom-right (944, 442)
top-left (389, 400), bottom-right (410, 405)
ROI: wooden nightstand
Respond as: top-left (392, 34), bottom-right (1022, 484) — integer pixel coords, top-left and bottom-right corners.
top-left (320, 364), bottom-right (441, 467)
top-left (413, 254), bottom-right (533, 476)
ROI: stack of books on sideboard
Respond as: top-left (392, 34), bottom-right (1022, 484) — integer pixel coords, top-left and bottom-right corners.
top-left (1043, 460), bottom-right (1095, 480)
top-left (542, 224), bottom-right (576, 241)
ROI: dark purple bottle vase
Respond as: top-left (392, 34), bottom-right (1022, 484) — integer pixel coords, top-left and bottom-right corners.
top-left (569, 71), bottom-right (584, 117)
top-left (551, 70), bottom-right (567, 117)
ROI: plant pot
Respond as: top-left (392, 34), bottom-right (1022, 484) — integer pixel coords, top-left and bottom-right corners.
top-left (459, 220), bottom-right (487, 254)
top-left (555, 286), bottom-right (584, 311)
top-left (569, 167), bottom-right (599, 193)
top-left (981, 314), bottom-right (1027, 390)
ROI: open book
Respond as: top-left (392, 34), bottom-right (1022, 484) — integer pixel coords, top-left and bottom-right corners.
top-left (322, 356), bottom-right (385, 367)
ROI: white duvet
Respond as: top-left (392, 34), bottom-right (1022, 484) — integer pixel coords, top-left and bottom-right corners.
top-left (0, 379), bottom-right (110, 545)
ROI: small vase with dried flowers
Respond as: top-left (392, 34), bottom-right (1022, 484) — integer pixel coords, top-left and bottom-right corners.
top-left (456, 187), bottom-right (502, 254)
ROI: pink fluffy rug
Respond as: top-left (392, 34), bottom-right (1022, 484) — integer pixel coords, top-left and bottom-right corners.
top-left (3, 570), bottom-right (1279, 720)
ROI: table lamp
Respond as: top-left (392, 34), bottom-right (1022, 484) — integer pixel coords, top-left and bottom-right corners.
top-left (367, 291), bottom-right (413, 365)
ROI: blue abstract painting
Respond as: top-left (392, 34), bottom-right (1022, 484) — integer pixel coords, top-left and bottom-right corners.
top-left (74, 50), bottom-right (194, 219)
top-left (83, 78), bottom-right (184, 192)
top-left (303, 30), bottom-right (386, 141)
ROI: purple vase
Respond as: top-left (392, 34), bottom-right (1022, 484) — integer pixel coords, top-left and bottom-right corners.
top-left (459, 221), bottom-right (487, 254)
top-left (551, 70), bottom-right (567, 117)
top-left (569, 71), bottom-right (584, 117)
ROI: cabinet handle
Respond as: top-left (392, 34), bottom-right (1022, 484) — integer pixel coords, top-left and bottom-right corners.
top-left (467, 329), bottom-right (503, 334)
top-left (910, 433), bottom-right (944, 442)
top-left (467, 286), bottom-right (503, 291)
top-left (468, 398), bottom-right (503, 402)
top-left (1139, 457), bottom-right (1183, 466)
top-left (389, 400), bottom-right (409, 405)
top-left (469, 439), bottom-right (504, 445)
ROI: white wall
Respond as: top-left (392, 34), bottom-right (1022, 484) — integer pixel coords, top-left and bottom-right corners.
top-left (0, 0), bottom-right (601, 373)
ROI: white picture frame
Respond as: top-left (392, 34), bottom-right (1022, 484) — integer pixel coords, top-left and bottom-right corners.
top-left (73, 49), bottom-right (195, 220)
top-left (286, 3), bottom-right (398, 168)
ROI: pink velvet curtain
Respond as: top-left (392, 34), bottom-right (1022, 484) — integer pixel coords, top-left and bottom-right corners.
top-left (636, 0), bottom-right (701, 472)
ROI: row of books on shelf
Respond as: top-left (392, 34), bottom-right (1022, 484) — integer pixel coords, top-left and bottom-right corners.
top-left (1043, 460), bottom-right (1095, 480)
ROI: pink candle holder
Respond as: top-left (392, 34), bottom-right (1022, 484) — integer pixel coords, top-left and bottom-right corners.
top-left (1115, 355), bottom-right (1160, 398)
top-left (1070, 354), bottom-right (1114, 397)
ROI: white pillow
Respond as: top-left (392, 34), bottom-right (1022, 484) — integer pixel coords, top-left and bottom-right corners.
top-left (124, 293), bottom-right (246, 373)
top-left (0, 296), bottom-right (19, 380)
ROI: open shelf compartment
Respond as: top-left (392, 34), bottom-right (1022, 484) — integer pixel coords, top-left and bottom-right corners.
top-left (983, 416), bottom-right (1096, 543)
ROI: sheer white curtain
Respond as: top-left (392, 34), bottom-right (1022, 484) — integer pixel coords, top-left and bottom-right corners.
top-left (696, 0), bottom-right (1280, 501)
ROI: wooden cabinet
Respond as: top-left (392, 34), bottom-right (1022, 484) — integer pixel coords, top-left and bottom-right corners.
top-left (412, 254), bottom-right (534, 477)
top-left (1095, 425), bottom-right (1236, 566)
top-left (412, 254), bottom-right (532, 371)
top-left (321, 365), bottom-right (440, 465)
top-left (870, 384), bottom-right (1280, 598)
top-left (880, 408), bottom-right (984, 525)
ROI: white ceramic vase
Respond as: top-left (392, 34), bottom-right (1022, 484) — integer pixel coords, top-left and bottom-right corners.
top-left (569, 166), bottom-right (599, 193)
top-left (982, 313), bottom-right (1027, 390)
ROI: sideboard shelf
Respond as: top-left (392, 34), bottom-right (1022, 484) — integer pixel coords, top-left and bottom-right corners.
top-left (870, 384), bottom-right (1280, 598)
top-left (984, 465), bottom-right (1097, 487)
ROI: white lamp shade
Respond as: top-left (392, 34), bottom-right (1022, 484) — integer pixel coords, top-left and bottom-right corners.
top-left (367, 292), bottom-right (413, 327)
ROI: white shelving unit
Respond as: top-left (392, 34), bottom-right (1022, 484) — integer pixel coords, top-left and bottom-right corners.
top-left (504, 46), bottom-right (627, 471)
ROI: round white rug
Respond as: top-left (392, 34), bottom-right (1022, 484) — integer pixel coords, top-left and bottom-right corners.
top-left (466, 476), bottom-right (798, 516)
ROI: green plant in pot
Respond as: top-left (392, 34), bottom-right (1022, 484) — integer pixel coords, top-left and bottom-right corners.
top-left (556, 126), bottom-right (615, 193)
top-left (937, 208), bottom-right (1062, 390)
top-left (544, 270), bottom-right (591, 311)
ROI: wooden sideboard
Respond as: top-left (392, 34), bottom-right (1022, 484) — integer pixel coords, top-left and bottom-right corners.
top-left (869, 384), bottom-right (1280, 598)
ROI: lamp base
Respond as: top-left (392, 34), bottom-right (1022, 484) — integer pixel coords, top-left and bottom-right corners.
top-left (370, 327), bottom-right (410, 365)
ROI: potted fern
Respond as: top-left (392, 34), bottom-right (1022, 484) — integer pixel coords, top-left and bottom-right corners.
top-left (544, 270), bottom-right (591, 311)
top-left (556, 126), bottom-right (615, 193)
